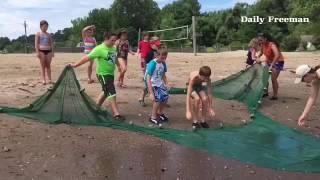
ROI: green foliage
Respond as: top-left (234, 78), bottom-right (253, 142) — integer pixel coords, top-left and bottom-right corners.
top-left (282, 34), bottom-right (300, 51)
top-left (3, 0), bottom-right (320, 53)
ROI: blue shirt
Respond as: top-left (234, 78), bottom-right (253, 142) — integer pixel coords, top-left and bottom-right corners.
top-left (147, 59), bottom-right (167, 87)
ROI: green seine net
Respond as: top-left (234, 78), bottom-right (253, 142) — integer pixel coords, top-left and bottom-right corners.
top-left (1, 64), bottom-right (320, 172)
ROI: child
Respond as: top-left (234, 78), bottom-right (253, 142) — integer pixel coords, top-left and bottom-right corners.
top-left (35, 20), bottom-right (54, 85)
top-left (138, 32), bottom-right (151, 76)
top-left (71, 32), bottom-right (125, 121)
top-left (115, 29), bottom-right (135, 88)
top-left (246, 38), bottom-right (260, 67)
top-left (147, 47), bottom-right (169, 125)
top-left (139, 36), bottom-right (162, 106)
top-left (82, 25), bottom-right (97, 84)
top-left (186, 66), bottom-right (215, 129)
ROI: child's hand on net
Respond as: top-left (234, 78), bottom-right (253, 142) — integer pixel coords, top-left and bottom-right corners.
top-left (209, 108), bottom-right (215, 118)
top-left (186, 111), bottom-right (192, 120)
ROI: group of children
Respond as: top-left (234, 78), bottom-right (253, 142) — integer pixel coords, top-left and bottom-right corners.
top-left (35, 20), bottom-right (216, 129)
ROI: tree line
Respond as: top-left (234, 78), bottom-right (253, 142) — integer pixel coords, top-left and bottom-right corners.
top-left (0, 0), bottom-right (319, 53)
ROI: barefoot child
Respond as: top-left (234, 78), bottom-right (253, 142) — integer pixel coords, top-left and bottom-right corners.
top-left (116, 29), bottom-right (135, 88)
top-left (139, 35), bottom-right (161, 106)
top-left (138, 32), bottom-right (151, 76)
top-left (71, 32), bottom-right (125, 120)
top-left (147, 47), bottom-right (169, 125)
top-left (186, 66), bottom-right (215, 129)
top-left (35, 20), bottom-right (54, 85)
top-left (82, 25), bottom-right (97, 84)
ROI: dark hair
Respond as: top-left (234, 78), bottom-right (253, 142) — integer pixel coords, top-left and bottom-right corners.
top-left (117, 29), bottom-right (128, 38)
top-left (199, 66), bottom-right (211, 77)
top-left (40, 20), bottom-right (48, 27)
top-left (257, 32), bottom-right (280, 49)
top-left (158, 45), bottom-right (168, 56)
top-left (310, 65), bottom-right (320, 73)
top-left (142, 31), bottom-right (149, 38)
top-left (103, 32), bottom-right (117, 40)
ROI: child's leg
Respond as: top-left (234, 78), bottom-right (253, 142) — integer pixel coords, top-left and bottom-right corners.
top-left (38, 52), bottom-right (46, 84)
top-left (116, 59), bottom-right (122, 85)
top-left (152, 102), bottom-right (160, 119)
top-left (141, 58), bottom-right (146, 76)
top-left (191, 92), bottom-right (201, 123)
top-left (118, 58), bottom-right (127, 86)
top-left (88, 60), bottom-right (94, 83)
top-left (108, 96), bottom-right (120, 116)
top-left (45, 53), bottom-right (53, 82)
top-left (271, 69), bottom-right (280, 98)
top-left (199, 91), bottom-right (209, 122)
top-left (96, 92), bottom-right (107, 106)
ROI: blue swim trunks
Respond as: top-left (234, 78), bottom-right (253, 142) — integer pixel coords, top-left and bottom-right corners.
top-left (152, 85), bottom-right (169, 103)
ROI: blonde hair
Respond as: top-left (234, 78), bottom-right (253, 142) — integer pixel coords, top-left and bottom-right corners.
top-left (248, 38), bottom-right (260, 49)
top-left (158, 46), bottom-right (168, 56)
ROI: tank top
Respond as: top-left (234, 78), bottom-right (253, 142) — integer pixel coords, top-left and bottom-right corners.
top-left (83, 37), bottom-right (96, 54)
top-left (39, 33), bottom-right (51, 50)
top-left (262, 42), bottom-right (284, 63)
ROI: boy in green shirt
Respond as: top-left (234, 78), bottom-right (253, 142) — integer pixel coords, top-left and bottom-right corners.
top-left (71, 32), bottom-right (125, 120)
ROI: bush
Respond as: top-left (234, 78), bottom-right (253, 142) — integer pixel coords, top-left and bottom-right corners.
top-left (282, 35), bottom-right (300, 51)
top-left (229, 41), bottom-right (245, 51)
top-left (311, 36), bottom-right (320, 50)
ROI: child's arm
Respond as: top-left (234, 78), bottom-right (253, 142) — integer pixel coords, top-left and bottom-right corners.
top-left (298, 80), bottom-right (320, 126)
top-left (82, 25), bottom-right (95, 38)
top-left (207, 79), bottom-right (215, 117)
top-left (186, 75), bottom-right (194, 120)
top-left (34, 32), bottom-right (40, 56)
top-left (148, 76), bottom-right (155, 101)
top-left (162, 74), bottom-right (168, 86)
top-left (71, 55), bottom-right (91, 68)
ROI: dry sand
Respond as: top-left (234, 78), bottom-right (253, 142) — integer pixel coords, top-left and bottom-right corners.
top-left (0, 51), bottom-right (320, 179)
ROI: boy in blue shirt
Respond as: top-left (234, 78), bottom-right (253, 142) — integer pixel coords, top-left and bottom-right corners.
top-left (147, 47), bottom-right (169, 125)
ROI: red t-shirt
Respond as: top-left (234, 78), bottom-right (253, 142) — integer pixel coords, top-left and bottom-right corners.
top-left (139, 40), bottom-right (151, 58)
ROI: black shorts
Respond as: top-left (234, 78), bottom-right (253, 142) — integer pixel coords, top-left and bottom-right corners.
top-left (39, 50), bottom-right (52, 55)
top-left (97, 74), bottom-right (116, 99)
top-left (192, 85), bottom-right (207, 94)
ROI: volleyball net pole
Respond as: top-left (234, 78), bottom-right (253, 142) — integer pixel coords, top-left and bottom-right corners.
top-left (192, 16), bottom-right (197, 56)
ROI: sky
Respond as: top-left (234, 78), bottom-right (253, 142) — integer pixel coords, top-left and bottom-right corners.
top-left (0, 0), bottom-right (256, 39)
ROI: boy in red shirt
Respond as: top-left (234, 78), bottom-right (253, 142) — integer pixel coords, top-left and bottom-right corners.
top-left (138, 32), bottom-right (151, 75)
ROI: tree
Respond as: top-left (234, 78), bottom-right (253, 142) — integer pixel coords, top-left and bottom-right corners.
top-left (0, 37), bottom-right (10, 50)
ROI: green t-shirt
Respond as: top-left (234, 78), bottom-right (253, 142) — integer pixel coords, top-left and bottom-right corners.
top-left (87, 43), bottom-right (116, 76)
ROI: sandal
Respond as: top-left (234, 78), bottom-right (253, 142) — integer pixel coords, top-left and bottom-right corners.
top-left (120, 84), bottom-right (127, 88)
top-left (138, 99), bottom-right (146, 107)
top-left (114, 115), bottom-right (126, 121)
top-left (270, 96), bottom-right (278, 100)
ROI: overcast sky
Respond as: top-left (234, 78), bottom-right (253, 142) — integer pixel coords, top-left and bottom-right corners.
top-left (0, 0), bottom-right (255, 39)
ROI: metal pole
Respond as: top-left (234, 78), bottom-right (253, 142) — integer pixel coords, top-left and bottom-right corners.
top-left (24, 20), bottom-right (28, 53)
top-left (192, 16), bottom-right (196, 56)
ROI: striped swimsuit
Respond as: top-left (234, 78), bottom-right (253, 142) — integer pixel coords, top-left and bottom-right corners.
top-left (83, 37), bottom-right (96, 54)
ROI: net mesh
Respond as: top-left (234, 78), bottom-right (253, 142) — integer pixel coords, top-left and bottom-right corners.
top-left (1, 64), bottom-right (320, 172)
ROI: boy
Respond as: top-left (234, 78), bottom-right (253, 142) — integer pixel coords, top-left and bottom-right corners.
top-left (186, 66), bottom-right (215, 129)
top-left (71, 32), bottom-right (125, 121)
top-left (147, 47), bottom-right (169, 125)
top-left (82, 25), bottom-right (97, 84)
top-left (139, 36), bottom-right (161, 106)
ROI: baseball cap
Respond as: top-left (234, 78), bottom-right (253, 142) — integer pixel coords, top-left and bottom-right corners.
top-left (294, 64), bottom-right (312, 84)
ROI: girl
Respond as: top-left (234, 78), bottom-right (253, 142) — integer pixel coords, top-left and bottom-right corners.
top-left (116, 29), bottom-right (135, 88)
top-left (82, 25), bottom-right (97, 84)
top-left (138, 32), bottom-right (151, 76)
top-left (35, 20), bottom-right (54, 85)
top-left (294, 64), bottom-right (320, 126)
top-left (246, 38), bottom-right (260, 67)
top-left (257, 33), bottom-right (285, 100)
